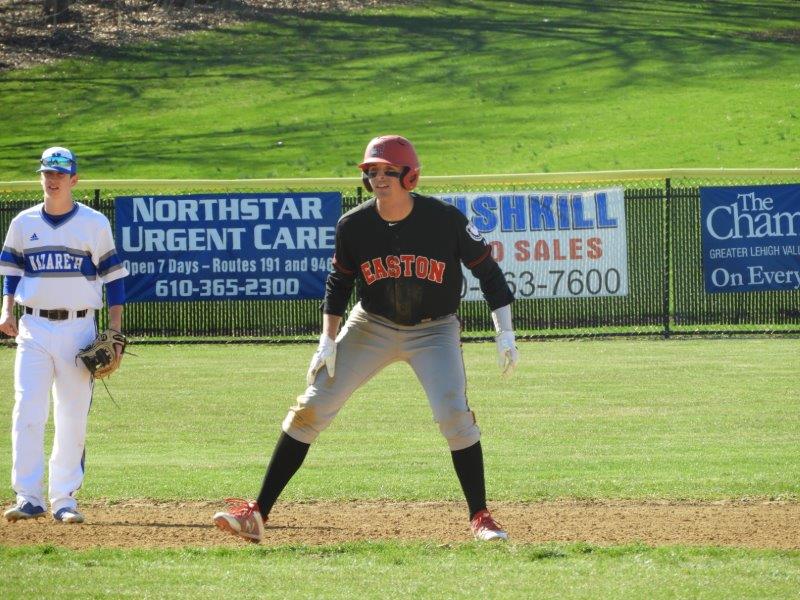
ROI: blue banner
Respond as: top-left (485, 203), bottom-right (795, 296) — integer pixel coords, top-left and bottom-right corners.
top-left (700, 184), bottom-right (800, 293)
top-left (115, 193), bottom-right (341, 302)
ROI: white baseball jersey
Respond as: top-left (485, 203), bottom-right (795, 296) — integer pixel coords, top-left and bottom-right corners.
top-left (0, 202), bottom-right (128, 309)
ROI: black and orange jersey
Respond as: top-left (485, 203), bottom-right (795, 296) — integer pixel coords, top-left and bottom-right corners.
top-left (324, 193), bottom-right (513, 325)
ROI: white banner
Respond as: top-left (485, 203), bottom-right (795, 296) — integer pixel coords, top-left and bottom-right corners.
top-left (439, 188), bottom-right (629, 300)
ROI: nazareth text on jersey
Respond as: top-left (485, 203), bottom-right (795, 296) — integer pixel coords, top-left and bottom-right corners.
top-left (0, 203), bottom-right (128, 309)
top-left (27, 250), bottom-right (86, 273)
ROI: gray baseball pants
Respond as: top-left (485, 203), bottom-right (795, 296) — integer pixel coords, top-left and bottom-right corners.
top-left (283, 302), bottom-right (480, 451)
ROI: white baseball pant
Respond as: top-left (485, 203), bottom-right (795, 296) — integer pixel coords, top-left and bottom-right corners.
top-left (11, 312), bottom-right (96, 513)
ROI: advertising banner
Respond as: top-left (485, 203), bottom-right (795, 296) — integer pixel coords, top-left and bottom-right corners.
top-left (115, 193), bottom-right (340, 302)
top-left (439, 188), bottom-right (629, 299)
top-left (700, 184), bottom-right (800, 293)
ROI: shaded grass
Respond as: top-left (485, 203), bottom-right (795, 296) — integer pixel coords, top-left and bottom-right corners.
top-left (0, 1), bottom-right (798, 180)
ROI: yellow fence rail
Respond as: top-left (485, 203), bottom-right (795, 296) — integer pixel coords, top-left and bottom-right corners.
top-left (2, 168), bottom-right (800, 192)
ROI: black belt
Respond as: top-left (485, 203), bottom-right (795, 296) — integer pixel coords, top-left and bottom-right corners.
top-left (24, 306), bottom-right (88, 320)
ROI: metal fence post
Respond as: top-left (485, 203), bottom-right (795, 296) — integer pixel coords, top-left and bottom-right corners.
top-left (663, 178), bottom-right (672, 339)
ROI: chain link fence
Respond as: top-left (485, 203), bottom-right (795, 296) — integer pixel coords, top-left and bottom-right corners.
top-left (2, 171), bottom-right (799, 341)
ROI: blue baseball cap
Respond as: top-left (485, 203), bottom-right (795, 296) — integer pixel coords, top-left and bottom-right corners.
top-left (37, 147), bottom-right (77, 175)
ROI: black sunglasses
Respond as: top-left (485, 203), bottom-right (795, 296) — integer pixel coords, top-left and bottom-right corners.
top-left (364, 166), bottom-right (403, 179)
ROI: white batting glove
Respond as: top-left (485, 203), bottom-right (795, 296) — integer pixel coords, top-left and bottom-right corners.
top-left (491, 304), bottom-right (518, 377)
top-left (495, 330), bottom-right (519, 377)
top-left (306, 334), bottom-right (337, 385)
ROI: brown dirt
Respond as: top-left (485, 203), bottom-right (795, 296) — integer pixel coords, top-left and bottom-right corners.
top-left (0, 0), bottom-right (409, 71)
top-left (2, 499), bottom-right (799, 550)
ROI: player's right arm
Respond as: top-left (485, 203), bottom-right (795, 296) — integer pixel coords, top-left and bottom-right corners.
top-left (0, 217), bottom-right (23, 337)
top-left (322, 215), bottom-right (357, 320)
top-left (0, 287), bottom-right (18, 337)
top-left (321, 313), bottom-right (342, 342)
top-left (307, 218), bottom-right (356, 385)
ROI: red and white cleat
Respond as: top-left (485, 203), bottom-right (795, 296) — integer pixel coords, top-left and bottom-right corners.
top-left (470, 509), bottom-right (508, 541)
top-left (213, 498), bottom-right (265, 543)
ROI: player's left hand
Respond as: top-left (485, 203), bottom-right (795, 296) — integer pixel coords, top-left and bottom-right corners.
top-left (109, 319), bottom-right (124, 364)
top-left (76, 328), bottom-right (127, 379)
top-left (494, 330), bottom-right (518, 377)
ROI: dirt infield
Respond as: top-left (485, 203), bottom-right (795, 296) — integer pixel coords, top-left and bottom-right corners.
top-left (2, 500), bottom-right (799, 550)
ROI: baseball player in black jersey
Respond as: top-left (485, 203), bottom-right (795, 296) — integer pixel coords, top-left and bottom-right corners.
top-left (214, 135), bottom-right (519, 542)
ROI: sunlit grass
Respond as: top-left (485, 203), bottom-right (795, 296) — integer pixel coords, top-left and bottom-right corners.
top-left (0, 1), bottom-right (797, 180)
top-left (0, 339), bottom-right (796, 502)
top-left (1, 543), bottom-right (799, 600)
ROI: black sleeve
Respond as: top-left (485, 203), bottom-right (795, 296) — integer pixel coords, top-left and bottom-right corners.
top-left (469, 254), bottom-right (514, 310)
top-left (322, 218), bottom-right (357, 316)
top-left (454, 207), bottom-right (492, 267)
top-left (452, 207), bottom-right (514, 310)
top-left (323, 270), bottom-right (356, 316)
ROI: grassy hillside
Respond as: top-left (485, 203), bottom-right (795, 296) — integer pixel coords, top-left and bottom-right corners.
top-left (0, 1), bottom-right (798, 179)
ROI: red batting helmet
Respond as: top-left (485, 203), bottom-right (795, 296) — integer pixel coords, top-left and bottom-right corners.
top-left (358, 135), bottom-right (421, 191)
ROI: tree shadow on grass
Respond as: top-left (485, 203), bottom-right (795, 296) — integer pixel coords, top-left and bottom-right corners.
top-left (4, 0), bottom-right (798, 84)
top-left (2, 0), bottom-right (796, 115)
top-left (0, 0), bottom-right (797, 177)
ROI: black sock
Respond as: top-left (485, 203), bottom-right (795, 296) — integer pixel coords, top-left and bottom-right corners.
top-left (256, 431), bottom-right (310, 519)
top-left (450, 441), bottom-right (487, 519)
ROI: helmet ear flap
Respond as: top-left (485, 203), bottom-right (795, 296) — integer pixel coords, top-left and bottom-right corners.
top-left (401, 167), bottom-right (419, 191)
top-left (362, 171), bottom-right (373, 192)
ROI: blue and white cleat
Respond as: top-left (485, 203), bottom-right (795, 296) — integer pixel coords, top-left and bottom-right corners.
top-left (4, 501), bottom-right (47, 522)
top-left (53, 507), bottom-right (85, 524)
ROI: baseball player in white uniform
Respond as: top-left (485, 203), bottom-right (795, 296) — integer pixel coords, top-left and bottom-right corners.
top-left (0, 147), bottom-right (128, 524)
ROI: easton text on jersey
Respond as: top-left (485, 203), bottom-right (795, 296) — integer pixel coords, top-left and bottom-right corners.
top-left (361, 255), bottom-right (446, 285)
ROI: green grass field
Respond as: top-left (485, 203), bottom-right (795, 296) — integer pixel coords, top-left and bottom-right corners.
top-left (3, 339), bottom-right (798, 502)
top-left (1, 1), bottom-right (798, 180)
top-left (1, 340), bottom-right (798, 598)
top-left (2, 544), bottom-right (799, 600)
top-left (2, 0), bottom-right (799, 596)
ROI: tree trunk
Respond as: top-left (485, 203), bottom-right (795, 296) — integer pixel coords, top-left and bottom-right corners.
top-left (43, 0), bottom-right (70, 24)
